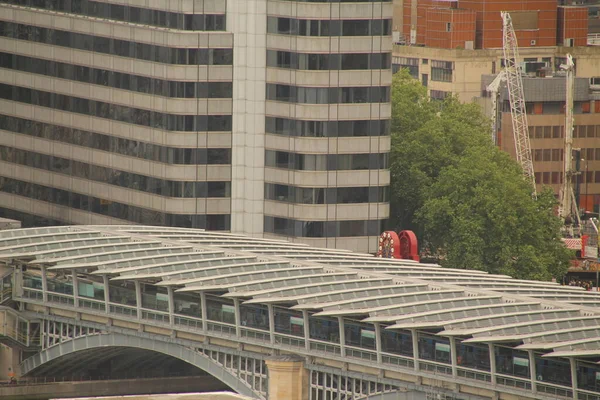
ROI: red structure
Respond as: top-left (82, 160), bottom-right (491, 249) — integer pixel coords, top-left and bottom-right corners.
top-left (377, 231), bottom-right (420, 262)
top-left (402, 0), bottom-right (587, 49)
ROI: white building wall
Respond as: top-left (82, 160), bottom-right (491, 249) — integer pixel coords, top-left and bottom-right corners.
top-left (228, 0), bottom-right (267, 237)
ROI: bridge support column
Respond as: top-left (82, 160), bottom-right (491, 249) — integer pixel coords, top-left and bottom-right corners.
top-left (134, 281), bottom-right (142, 320)
top-left (266, 355), bottom-right (308, 400)
top-left (40, 266), bottom-right (48, 303)
top-left (570, 357), bottom-right (578, 400)
top-left (488, 343), bottom-right (497, 386)
top-left (103, 275), bottom-right (110, 313)
top-left (338, 317), bottom-right (346, 357)
top-left (527, 350), bottom-right (536, 393)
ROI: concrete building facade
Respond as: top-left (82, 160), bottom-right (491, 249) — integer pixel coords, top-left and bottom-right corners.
top-left (0, 0), bottom-right (393, 253)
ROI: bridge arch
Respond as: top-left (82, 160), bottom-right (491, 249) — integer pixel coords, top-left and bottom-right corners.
top-left (21, 332), bottom-right (262, 399)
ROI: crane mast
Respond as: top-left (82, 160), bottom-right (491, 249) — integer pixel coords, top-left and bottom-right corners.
top-left (501, 12), bottom-right (536, 195)
top-left (559, 54), bottom-right (581, 228)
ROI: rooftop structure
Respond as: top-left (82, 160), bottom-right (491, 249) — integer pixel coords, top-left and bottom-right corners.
top-left (1, 225), bottom-right (600, 398)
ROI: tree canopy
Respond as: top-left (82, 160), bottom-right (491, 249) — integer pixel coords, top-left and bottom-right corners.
top-left (389, 69), bottom-right (572, 281)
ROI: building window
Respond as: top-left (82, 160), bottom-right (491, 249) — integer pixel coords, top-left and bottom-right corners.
top-left (431, 60), bottom-right (453, 82)
top-left (430, 90), bottom-right (450, 101)
top-left (392, 56), bottom-right (419, 78)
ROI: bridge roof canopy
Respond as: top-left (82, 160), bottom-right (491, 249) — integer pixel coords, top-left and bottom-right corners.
top-left (2, 225), bottom-right (600, 358)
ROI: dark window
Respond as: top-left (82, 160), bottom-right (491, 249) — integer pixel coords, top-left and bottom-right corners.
top-left (0, 21), bottom-right (232, 65)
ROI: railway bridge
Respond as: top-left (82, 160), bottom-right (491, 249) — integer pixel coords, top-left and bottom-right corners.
top-left (0, 225), bottom-right (600, 399)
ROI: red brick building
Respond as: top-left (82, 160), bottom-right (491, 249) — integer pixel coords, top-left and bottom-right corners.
top-left (401, 0), bottom-right (588, 49)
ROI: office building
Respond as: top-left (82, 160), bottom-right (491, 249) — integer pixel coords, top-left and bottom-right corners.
top-left (0, 0), bottom-right (393, 253)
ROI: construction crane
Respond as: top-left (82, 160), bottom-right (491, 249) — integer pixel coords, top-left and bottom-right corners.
top-left (486, 70), bottom-right (506, 145)
top-left (559, 54), bottom-right (582, 230)
top-left (500, 11), bottom-right (537, 195)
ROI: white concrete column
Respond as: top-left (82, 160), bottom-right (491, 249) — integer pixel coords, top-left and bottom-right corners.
top-left (488, 343), bottom-right (497, 386)
top-left (40, 266), bottom-right (48, 303)
top-left (570, 357), bottom-right (578, 400)
top-left (234, 298), bottom-right (241, 337)
top-left (167, 287), bottom-right (175, 326)
top-left (374, 323), bottom-right (382, 364)
top-left (303, 310), bottom-right (310, 351)
top-left (102, 275), bottom-right (109, 313)
top-left (449, 337), bottom-right (458, 377)
top-left (228, 0), bottom-right (268, 237)
top-left (411, 329), bottom-right (419, 371)
top-left (134, 281), bottom-right (142, 320)
top-left (268, 304), bottom-right (275, 345)
top-left (338, 317), bottom-right (346, 357)
top-left (527, 350), bottom-right (537, 393)
top-left (71, 269), bottom-right (79, 307)
top-left (200, 291), bottom-right (208, 331)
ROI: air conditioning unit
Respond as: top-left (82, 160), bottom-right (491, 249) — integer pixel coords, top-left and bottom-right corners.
top-left (530, 40), bottom-right (537, 46)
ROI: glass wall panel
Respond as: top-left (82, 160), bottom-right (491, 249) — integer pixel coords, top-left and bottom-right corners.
top-left (206, 295), bottom-right (235, 324)
top-left (457, 342), bottom-right (490, 371)
top-left (418, 333), bottom-right (450, 364)
top-left (274, 307), bottom-right (304, 337)
top-left (46, 269), bottom-right (73, 295)
top-left (140, 283), bottom-right (168, 312)
top-left (381, 328), bottom-right (413, 356)
top-left (77, 274), bottom-right (105, 301)
top-left (173, 292), bottom-right (201, 318)
top-left (344, 320), bottom-right (375, 350)
top-left (534, 353), bottom-right (571, 386)
top-left (309, 315), bottom-right (340, 343)
top-left (108, 280), bottom-right (136, 306)
top-left (578, 360), bottom-right (600, 392)
top-left (22, 267), bottom-right (43, 289)
top-left (240, 303), bottom-right (269, 330)
top-left (495, 346), bottom-right (530, 378)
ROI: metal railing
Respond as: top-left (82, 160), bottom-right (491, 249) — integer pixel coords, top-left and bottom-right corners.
top-left (309, 340), bottom-right (341, 355)
top-left (274, 333), bottom-right (305, 348)
top-left (141, 310), bottom-right (170, 324)
top-left (381, 353), bottom-right (414, 369)
top-left (579, 390), bottom-right (600, 400)
top-left (109, 303), bottom-right (137, 317)
top-left (419, 360), bottom-right (453, 376)
top-left (79, 298), bottom-right (106, 312)
top-left (47, 293), bottom-right (75, 306)
top-left (537, 382), bottom-right (573, 398)
top-left (240, 327), bottom-right (270, 342)
top-left (588, 33), bottom-right (600, 45)
top-left (207, 321), bottom-right (236, 336)
top-left (346, 347), bottom-right (378, 362)
top-left (22, 288), bottom-right (43, 301)
top-left (496, 374), bottom-right (532, 390)
top-left (457, 367), bottom-right (492, 382)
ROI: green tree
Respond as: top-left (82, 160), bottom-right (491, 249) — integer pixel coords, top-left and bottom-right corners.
top-left (389, 69), bottom-right (572, 281)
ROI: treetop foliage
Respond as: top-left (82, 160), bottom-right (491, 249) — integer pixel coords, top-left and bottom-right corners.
top-left (389, 69), bottom-right (573, 281)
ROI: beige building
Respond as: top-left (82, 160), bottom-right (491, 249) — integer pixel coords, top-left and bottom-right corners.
top-left (0, 0), bottom-right (393, 253)
top-left (393, 44), bottom-right (600, 103)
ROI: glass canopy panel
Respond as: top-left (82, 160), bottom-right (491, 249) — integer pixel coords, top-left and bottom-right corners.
top-left (77, 274), bottom-right (105, 301)
top-left (381, 328), bottom-right (413, 357)
top-left (206, 295), bottom-right (235, 324)
top-left (495, 346), bottom-right (531, 379)
top-left (108, 280), bottom-right (137, 306)
top-left (344, 319), bottom-right (375, 350)
top-left (141, 283), bottom-right (168, 312)
top-left (577, 360), bottom-right (600, 392)
top-left (418, 333), bottom-right (450, 364)
top-left (309, 315), bottom-right (340, 343)
top-left (458, 341), bottom-right (490, 371)
top-left (534, 353), bottom-right (571, 386)
top-left (174, 292), bottom-right (202, 318)
top-left (240, 303), bottom-right (269, 330)
top-left (274, 307), bottom-right (304, 337)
